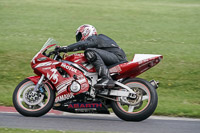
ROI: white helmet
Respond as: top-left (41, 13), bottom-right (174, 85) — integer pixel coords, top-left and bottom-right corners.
top-left (75, 24), bottom-right (97, 42)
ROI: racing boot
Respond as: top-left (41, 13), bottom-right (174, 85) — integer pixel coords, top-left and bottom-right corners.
top-left (84, 49), bottom-right (115, 89)
top-left (94, 65), bottom-right (115, 89)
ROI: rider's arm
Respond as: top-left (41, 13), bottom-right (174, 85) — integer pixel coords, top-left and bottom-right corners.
top-left (67, 40), bottom-right (96, 52)
top-left (59, 37), bottom-right (98, 52)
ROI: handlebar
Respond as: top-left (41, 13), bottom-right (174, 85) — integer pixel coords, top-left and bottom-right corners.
top-left (44, 50), bottom-right (59, 60)
top-left (46, 51), bottom-right (55, 57)
top-left (43, 46), bottom-right (66, 61)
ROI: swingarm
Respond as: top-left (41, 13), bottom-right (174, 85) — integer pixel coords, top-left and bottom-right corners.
top-left (99, 81), bottom-right (137, 98)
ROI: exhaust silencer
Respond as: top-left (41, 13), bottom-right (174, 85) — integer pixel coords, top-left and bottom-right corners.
top-left (149, 80), bottom-right (159, 89)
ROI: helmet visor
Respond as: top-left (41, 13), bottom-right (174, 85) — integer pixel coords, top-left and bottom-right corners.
top-left (76, 32), bottom-right (82, 42)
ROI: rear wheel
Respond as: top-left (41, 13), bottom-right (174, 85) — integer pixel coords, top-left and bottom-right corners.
top-left (13, 79), bottom-right (55, 117)
top-left (111, 78), bottom-right (158, 121)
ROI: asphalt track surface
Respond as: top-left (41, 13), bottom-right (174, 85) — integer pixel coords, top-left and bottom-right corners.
top-left (0, 111), bottom-right (200, 133)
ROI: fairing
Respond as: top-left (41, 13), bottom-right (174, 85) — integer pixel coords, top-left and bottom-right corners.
top-left (29, 38), bottom-right (163, 104)
top-left (109, 54), bottom-right (163, 79)
top-left (30, 38), bottom-right (90, 103)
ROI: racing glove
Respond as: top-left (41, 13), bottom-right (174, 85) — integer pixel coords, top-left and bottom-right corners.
top-left (55, 46), bottom-right (68, 53)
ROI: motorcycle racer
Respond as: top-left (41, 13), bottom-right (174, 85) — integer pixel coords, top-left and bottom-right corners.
top-left (13, 37), bottom-right (162, 121)
top-left (56, 24), bottom-right (127, 88)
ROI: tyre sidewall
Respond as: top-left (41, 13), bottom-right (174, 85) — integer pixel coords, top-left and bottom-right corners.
top-left (111, 78), bottom-right (158, 121)
top-left (13, 78), bottom-right (55, 117)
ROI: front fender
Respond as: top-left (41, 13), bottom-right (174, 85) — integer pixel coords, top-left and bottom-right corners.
top-left (27, 76), bottom-right (41, 85)
top-left (27, 76), bottom-right (56, 90)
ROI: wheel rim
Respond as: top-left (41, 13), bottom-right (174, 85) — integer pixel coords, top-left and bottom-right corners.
top-left (116, 82), bottom-right (151, 114)
top-left (17, 81), bottom-right (51, 112)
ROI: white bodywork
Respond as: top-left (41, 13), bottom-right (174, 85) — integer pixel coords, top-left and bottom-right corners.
top-left (132, 54), bottom-right (162, 63)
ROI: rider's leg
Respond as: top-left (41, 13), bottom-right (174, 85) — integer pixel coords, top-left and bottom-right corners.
top-left (84, 48), bottom-right (119, 88)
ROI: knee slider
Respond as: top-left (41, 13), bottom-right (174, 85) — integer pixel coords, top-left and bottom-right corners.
top-left (84, 50), bottom-right (97, 62)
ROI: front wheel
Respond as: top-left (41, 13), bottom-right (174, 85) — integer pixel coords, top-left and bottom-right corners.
top-left (111, 78), bottom-right (158, 121)
top-left (13, 79), bottom-right (55, 117)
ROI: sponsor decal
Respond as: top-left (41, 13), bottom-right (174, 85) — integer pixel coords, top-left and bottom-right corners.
top-left (55, 92), bottom-right (74, 102)
top-left (77, 75), bottom-right (86, 84)
top-left (47, 68), bottom-right (59, 84)
top-left (35, 61), bottom-right (52, 68)
top-left (61, 63), bottom-right (77, 73)
top-left (57, 85), bottom-right (67, 95)
top-left (138, 59), bottom-right (149, 65)
top-left (56, 78), bottom-right (74, 92)
top-left (81, 83), bottom-right (89, 89)
top-left (35, 61), bottom-right (59, 68)
top-left (68, 103), bottom-right (102, 108)
top-left (109, 65), bottom-right (122, 73)
top-left (42, 67), bottom-right (51, 70)
top-left (74, 59), bottom-right (81, 62)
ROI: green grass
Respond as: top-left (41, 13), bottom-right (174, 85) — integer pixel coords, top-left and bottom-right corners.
top-left (0, 128), bottom-right (109, 133)
top-left (0, 0), bottom-right (200, 117)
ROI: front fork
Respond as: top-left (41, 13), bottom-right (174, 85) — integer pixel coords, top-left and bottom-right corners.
top-left (33, 74), bottom-right (45, 92)
top-left (32, 54), bottom-right (58, 92)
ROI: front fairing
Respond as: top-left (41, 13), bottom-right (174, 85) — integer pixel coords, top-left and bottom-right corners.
top-left (30, 38), bottom-right (90, 102)
top-left (31, 48), bottom-right (56, 69)
top-left (31, 38), bottom-right (58, 66)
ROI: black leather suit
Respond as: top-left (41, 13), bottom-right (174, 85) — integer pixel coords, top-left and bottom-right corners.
top-left (61, 34), bottom-right (127, 84)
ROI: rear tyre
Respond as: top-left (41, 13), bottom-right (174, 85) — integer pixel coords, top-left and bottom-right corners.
top-left (13, 79), bottom-right (55, 117)
top-left (111, 78), bottom-right (158, 121)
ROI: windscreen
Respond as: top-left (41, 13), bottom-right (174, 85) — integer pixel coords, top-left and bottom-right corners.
top-left (31, 38), bottom-right (59, 63)
top-left (41, 38), bottom-right (59, 51)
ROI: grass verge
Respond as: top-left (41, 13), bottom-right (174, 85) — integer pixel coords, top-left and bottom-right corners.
top-left (0, 0), bottom-right (200, 117)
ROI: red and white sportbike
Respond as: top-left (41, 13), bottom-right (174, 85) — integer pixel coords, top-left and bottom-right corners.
top-left (13, 38), bottom-right (163, 121)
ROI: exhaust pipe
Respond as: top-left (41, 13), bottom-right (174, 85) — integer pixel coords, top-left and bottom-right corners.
top-left (149, 80), bottom-right (159, 89)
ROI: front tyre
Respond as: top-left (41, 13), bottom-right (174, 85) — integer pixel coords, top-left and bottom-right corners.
top-left (13, 79), bottom-right (55, 117)
top-left (111, 78), bottom-right (158, 121)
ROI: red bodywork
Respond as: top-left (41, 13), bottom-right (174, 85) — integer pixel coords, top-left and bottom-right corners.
top-left (64, 53), bottom-right (163, 79)
top-left (64, 53), bottom-right (96, 73)
top-left (109, 54), bottom-right (163, 79)
top-left (29, 44), bottom-right (163, 103)
top-left (30, 44), bottom-right (90, 102)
